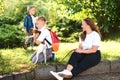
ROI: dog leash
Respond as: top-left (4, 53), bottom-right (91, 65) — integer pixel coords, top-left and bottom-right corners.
top-left (60, 50), bottom-right (73, 62)
top-left (55, 49), bottom-right (73, 72)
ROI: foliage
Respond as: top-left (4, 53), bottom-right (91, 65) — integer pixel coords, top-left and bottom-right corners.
top-left (49, 0), bottom-right (120, 38)
top-left (43, 0), bottom-right (92, 41)
top-left (0, 24), bottom-right (25, 48)
top-left (0, 0), bottom-right (32, 48)
top-left (0, 0), bottom-right (120, 48)
top-left (82, 0), bottom-right (120, 33)
top-left (0, 1), bottom-right (4, 16)
top-left (0, 0), bottom-right (28, 26)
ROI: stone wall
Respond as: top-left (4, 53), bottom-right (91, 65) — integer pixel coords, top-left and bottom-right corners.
top-left (0, 60), bottom-right (120, 80)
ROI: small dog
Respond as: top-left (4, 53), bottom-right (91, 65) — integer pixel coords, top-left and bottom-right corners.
top-left (34, 44), bottom-right (47, 64)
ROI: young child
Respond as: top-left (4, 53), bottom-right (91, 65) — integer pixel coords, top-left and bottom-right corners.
top-left (23, 5), bottom-right (36, 50)
top-left (31, 16), bottom-right (53, 63)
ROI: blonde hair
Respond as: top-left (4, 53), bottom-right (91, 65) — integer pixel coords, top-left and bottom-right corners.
top-left (36, 16), bottom-right (46, 22)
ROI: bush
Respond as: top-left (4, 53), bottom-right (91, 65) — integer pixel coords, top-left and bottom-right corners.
top-left (0, 24), bottom-right (25, 48)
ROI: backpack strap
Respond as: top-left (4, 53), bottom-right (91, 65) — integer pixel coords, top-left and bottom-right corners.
top-left (45, 38), bottom-right (52, 45)
top-left (44, 28), bottom-right (52, 46)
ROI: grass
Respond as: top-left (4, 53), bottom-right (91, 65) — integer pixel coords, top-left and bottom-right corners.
top-left (101, 41), bottom-right (120, 60)
top-left (0, 48), bottom-right (36, 75)
top-left (56, 41), bottom-right (120, 62)
top-left (0, 40), bottom-right (120, 75)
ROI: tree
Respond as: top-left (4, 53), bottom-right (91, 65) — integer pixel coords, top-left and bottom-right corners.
top-left (0, 0), bottom-right (28, 26)
top-left (83, 0), bottom-right (120, 33)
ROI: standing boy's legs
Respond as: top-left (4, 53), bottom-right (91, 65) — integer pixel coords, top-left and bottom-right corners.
top-left (24, 33), bottom-right (34, 50)
top-left (30, 37), bottom-right (34, 50)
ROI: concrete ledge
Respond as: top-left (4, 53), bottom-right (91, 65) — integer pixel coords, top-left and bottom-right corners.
top-left (12, 72), bottom-right (26, 80)
top-left (56, 64), bottom-right (66, 72)
top-left (0, 60), bottom-right (120, 80)
top-left (80, 61), bottom-right (111, 75)
top-left (110, 60), bottom-right (120, 73)
top-left (24, 71), bottom-right (34, 80)
top-left (34, 65), bottom-right (56, 80)
top-left (0, 74), bottom-right (13, 80)
top-left (72, 73), bottom-right (120, 80)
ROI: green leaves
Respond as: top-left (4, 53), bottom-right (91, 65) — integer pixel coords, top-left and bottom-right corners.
top-left (0, 0), bottom-right (120, 46)
top-left (0, 25), bottom-right (24, 48)
top-left (88, 0), bottom-right (120, 33)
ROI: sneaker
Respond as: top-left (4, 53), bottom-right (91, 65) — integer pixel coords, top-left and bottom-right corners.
top-left (50, 71), bottom-right (63, 80)
top-left (58, 70), bottom-right (72, 78)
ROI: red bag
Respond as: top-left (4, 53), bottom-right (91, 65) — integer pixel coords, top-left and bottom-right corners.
top-left (50, 30), bottom-right (60, 52)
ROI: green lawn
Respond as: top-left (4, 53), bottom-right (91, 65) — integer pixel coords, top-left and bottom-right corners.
top-left (56, 41), bottom-right (120, 61)
top-left (0, 41), bottom-right (120, 75)
top-left (101, 40), bottom-right (120, 60)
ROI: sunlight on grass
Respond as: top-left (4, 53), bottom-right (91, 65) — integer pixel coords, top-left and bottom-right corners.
top-left (0, 41), bottom-right (120, 74)
top-left (56, 41), bottom-right (120, 62)
top-left (101, 40), bottom-right (120, 60)
top-left (54, 42), bottom-right (79, 63)
top-left (56, 42), bottom-right (78, 57)
top-left (0, 48), bottom-right (36, 74)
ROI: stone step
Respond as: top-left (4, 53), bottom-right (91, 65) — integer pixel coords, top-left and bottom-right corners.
top-left (34, 60), bottom-right (120, 80)
top-left (0, 60), bottom-right (120, 80)
top-left (69, 73), bottom-right (120, 80)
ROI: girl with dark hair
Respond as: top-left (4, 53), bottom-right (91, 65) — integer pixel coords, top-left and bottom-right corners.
top-left (50, 18), bottom-right (102, 80)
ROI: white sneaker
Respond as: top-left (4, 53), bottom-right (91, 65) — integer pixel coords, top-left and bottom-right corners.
top-left (58, 70), bottom-right (72, 78)
top-left (50, 71), bottom-right (63, 80)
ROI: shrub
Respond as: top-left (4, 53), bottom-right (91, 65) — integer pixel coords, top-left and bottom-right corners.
top-left (0, 24), bottom-right (25, 48)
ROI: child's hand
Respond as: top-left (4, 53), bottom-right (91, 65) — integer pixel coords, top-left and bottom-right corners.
top-left (22, 28), bottom-right (27, 34)
top-left (34, 33), bottom-right (39, 39)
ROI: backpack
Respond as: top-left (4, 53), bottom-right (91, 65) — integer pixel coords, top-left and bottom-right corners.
top-left (45, 29), bottom-right (60, 52)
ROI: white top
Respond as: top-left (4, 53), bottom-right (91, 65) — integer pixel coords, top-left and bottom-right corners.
top-left (31, 15), bottom-right (36, 29)
top-left (79, 31), bottom-right (101, 50)
top-left (37, 26), bottom-right (52, 48)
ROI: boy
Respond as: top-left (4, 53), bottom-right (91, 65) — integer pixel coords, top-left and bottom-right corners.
top-left (23, 5), bottom-right (36, 50)
top-left (32, 16), bottom-right (52, 63)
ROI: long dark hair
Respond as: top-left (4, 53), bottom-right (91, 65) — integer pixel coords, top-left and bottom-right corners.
top-left (80, 18), bottom-right (101, 41)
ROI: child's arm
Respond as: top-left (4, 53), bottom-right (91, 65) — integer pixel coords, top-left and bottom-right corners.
top-left (33, 33), bottom-right (44, 44)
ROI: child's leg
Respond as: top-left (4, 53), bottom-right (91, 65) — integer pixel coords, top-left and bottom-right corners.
top-left (30, 37), bottom-right (34, 50)
top-left (24, 37), bottom-right (29, 50)
top-left (24, 33), bottom-right (32, 50)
